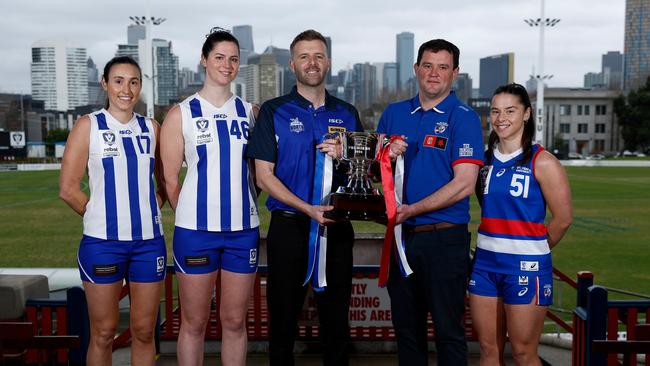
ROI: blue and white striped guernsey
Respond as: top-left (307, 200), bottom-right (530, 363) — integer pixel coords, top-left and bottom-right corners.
top-left (175, 93), bottom-right (259, 232)
top-left (84, 109), bottom-right (163, 241)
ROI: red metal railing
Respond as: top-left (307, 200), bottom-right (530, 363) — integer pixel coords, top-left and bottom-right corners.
top-left (23, 298), bottom-right (70, 364)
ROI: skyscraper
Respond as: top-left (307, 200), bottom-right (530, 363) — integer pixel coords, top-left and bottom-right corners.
top-left (453, 73), bottom-right (473, 103)
top-left (479, 53), bottom-right (514, 98)
top-left (247, 53), bottom-right (280, 104)
top-left (396, 32), bottom-right (414, 91)
top-left (150, 39), bottom-right (179, 106)
top-left (31, 40), bottom-right (88, 111)
top-left (383, 62), bottom-right (399, 94)
top-left (624, 0), bottom-right (650, 91)
top-left (602, 51), bottom-right (623, 90)
top-left (233, 25), bottom-right (255, 65)
top-left (87, 57), bottom-right (104, 106)
top-left (128, 24), bottom-right (146, 45)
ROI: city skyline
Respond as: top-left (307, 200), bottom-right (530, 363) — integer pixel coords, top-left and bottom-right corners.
top-left (0, 0), bottom-right (625, 94)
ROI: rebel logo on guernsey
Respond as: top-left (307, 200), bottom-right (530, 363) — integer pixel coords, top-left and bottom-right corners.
top-left (101, 131), bottom-right (120, 157)
top-left (434, 121), bottom-right (448, 134)
top-left (290, 117), bottom-right (304, 133)
top-left (423, 135), bottom-right (448, 150)
top-left (195, 118), bottom-right (213, 145)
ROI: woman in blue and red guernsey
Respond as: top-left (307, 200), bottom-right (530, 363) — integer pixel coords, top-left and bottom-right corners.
top-left (469, 83), bottom-right (572, 366)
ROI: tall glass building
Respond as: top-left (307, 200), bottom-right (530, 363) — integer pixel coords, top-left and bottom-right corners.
top-left (479, 53), bottom-right (514, 98)
top-left (396, 32), bottom-right (414, 91)
top-left (31, 40), bottom-right (88, 111)
top-left (623, 0), bottom-right (650, 91)
top-left (233, 25), bottom-right (255, 65)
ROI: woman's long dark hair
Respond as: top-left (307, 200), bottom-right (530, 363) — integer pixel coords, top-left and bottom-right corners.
top-left (485, 83), bottom-right (536, 165)
top-left (102, 56), bottom-right (141, 109)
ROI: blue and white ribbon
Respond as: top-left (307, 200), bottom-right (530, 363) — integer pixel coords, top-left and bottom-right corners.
top-left (304, 143), bottom-right (333, 291)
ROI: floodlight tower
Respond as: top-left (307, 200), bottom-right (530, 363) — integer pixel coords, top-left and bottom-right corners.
top-left (129, 3), bottom-right (165, 118)
top-left (524, 0), bottom-right (560, 147)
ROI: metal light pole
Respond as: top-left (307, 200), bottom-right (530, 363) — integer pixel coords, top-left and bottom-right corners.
top-left (129, 5), bottom-right (165, 118)
top-left (524, 0), bottom-right (560, 147)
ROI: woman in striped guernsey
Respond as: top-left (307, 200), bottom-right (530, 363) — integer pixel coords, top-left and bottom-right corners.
top-left (469, 83), bottom-right (573, 366)
top-left (59, 56), bottom-right (166, 365)
top-left (160, 28), bottom-right (259, 366)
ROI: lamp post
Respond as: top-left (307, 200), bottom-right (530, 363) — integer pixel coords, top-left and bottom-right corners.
top-left (129, 9), bottom-right (166, 118)
top-left (524, 0), bottom-right (560, 147)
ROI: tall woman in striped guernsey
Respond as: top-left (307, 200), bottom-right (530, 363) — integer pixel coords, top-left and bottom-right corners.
top-left (468, 83), bottom-right (572, 366)
top-left (160, 28), bottom-right (259, 366)
top-left (59, 56), bottom-right (166, 366)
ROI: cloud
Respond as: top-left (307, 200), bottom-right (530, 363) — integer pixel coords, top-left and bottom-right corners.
top-left (0, 0), bottom-right (625, 93)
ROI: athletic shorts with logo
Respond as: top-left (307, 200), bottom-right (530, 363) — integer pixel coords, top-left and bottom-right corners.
top-left (173, 226), bottom-right (259, 275)
top-left (468, 267), bottom-right (553, 306)
top-left (77, 235), bottom-right (167, 284)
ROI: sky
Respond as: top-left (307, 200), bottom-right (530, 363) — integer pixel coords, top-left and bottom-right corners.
top-left (0, 0), bottom-right (626, 94)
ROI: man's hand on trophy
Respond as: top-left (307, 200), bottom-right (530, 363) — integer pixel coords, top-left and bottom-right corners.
top-left (306, 205), bottom-right (336, 225)
top-left (316, 137), bottom-right (343, 159)
top-left (389, 138), bottom-right (408, 161)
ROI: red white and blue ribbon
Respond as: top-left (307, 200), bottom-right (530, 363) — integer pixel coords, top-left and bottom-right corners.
top-left (377, 135), bottom-right (413, 287)
top-left (304, 138), bottom-right (333, 291)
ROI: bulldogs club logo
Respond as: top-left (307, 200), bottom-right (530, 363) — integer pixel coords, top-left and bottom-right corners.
top-left (434, 122), bottom-right (448, 134)
top-left (102, 131), bottom-right (116, 146)
top-left (196, 118), bottom-right (210, 132)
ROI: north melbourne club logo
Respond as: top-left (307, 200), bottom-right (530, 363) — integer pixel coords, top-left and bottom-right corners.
top-left (289, 117), bottom-right (304, 133)
top-left (196, 118), bottom-right (210, 132)
top-left (102, 131), bottom-right (116, 146)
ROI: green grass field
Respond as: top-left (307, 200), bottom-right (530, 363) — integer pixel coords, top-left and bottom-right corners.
top-left (1, 167), bottom-right (649, 301)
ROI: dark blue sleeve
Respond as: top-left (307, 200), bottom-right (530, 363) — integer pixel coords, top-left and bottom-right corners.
top-left (245, 102), bottom-right (277, 163)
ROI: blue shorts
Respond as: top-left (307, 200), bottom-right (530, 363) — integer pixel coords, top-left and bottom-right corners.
top-left (77, 235), bottom-right (167, 284)
top-left (173, 226), bottom-right (259, 275)
top-left (468, 267), bottom-right (553, 306)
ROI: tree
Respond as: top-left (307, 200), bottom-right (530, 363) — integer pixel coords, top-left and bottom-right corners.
top-left (44, 128), bottom-right (69, 143)
top-left (614, 76), bottom-right (650, 152)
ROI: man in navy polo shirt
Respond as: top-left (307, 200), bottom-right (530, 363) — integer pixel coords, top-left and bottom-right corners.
top-left (246, 29), bottom-right (362, 366)
top-left (377, 39), bottom-right (484, 366)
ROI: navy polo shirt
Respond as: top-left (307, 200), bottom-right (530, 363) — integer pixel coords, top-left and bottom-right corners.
top-left (377, 90), bottom-right (484, 225)
top-left (246, 86), bottom-right (363, 213)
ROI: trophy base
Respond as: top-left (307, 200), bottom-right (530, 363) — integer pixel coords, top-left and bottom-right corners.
top-left (323, 192), bottom-right (387, 222)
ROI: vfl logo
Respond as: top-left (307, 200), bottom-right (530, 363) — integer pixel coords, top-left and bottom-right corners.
top-left (496, 168), bottom-right (506, 177)
top-left (289, 117), bottom-right (304, 133)
top-left (12, 134), bottom-right (23, 143)
top-left (249, 249), bottom-right (257, 265)
top-left (156, 256), bottom-right (165, 273)
top-left (434, 121), bottom-right (448, 134)
top-left (102, 131), bottom-right (116, 146)
top-left (196, 119), bottom-right (210, 132)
